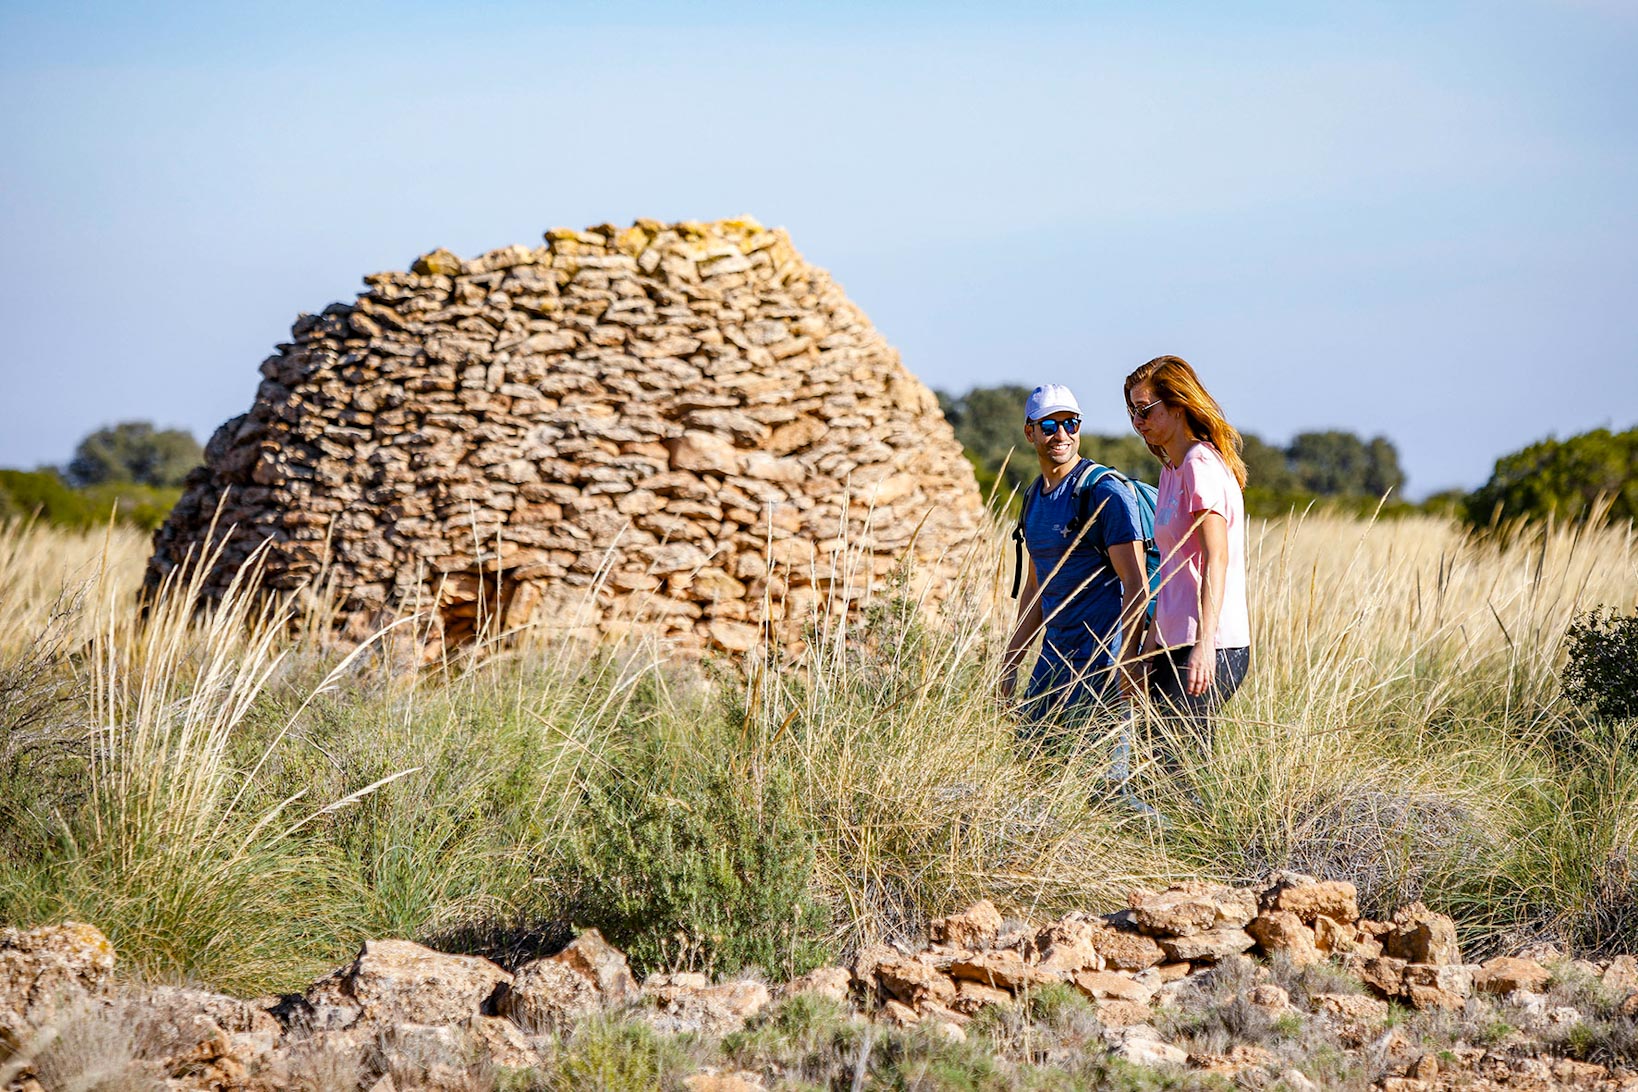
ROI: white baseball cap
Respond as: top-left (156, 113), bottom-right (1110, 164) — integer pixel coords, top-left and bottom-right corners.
top-left (1024, 383), bottom-right (1081, 421)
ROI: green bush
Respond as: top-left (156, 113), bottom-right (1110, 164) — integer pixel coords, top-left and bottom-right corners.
top-left (66, 421), bottom-right (201, 488)
top-left (1465, 426), bottom-right (1638, 529)
top-left (540, 1014), bottom-right (696, 1091)
top-left (568, 751), bottom-right (832, 980)
top-left (1563, 608), bottom-right (1638, 723)
top-left (0, 469), bottom-right (180, 531)
top-left (0, 469), bottom-right (94, 528)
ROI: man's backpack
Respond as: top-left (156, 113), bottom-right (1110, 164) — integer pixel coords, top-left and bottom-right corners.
top-left (1010, 459), bottom-right (1161, 615)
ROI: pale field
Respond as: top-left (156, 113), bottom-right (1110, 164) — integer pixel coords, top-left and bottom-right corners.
top-left (0, 506), bottom-right (1635, 993)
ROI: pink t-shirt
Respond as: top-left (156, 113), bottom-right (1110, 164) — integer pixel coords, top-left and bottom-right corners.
top-left (1153, 442), bottom-right (1250, 650)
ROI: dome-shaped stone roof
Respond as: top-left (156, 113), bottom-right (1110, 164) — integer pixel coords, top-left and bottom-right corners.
top-left (147, 218), bottom-right (986, 653)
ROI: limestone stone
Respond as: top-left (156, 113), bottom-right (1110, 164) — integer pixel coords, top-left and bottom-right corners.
top-left (1247, 911), bottom-right (1323, 967)
top-left (1192, 1044), bottom-right (1277, 1076)
top-left (129, 985), bottom-right (283, 1087)
top-left (497, 957), bottom-right (601, 1033)
top-left (1111, 1032), bottom-right (1187, 1067)
top-left (1475, 956), bottom-right (1551, 995)
top-left (850, 943), bottom-right (897, 993)
top-left (1602, 953), bottom-right (1638, 992)
top-left (1086, 924), bottom-right (1166, 972)
top-left (879, 999), bottom-right (919, 1027)
top-left (1313, 915), bottom-right (1381, 958)
top-left (0, 922), bottom-right (117, 1033)
top-left (468, 1015), bottom-right (543, 1070)
top-left (1312, 993), bottom-right (1390, 1023)
top-left (1258, 874), bottom-right (1360, 925)
top-left (293, 939), bottom-right (510, 1033)
top-left (875, 955), bottom-right (957, 1008)
top-left (1401, 963), bottom-right (1474, 1010)
top-left (929, 900), bottom-right (1003, 950)
top-left (951, 979), bottom-right (1012, 1015)
top-left (668, 430), bottom-right (744, 475)
top-left (779, 966), bottom-right (850, 1003)
top-left (1159, 927), bottom-right (1256, 963)
top-left (1094, 999), bottom-right (1154, 1027)
top-left (550, 927), bottom-right (638, 1001)
top-left (640, 976), bottom-right (771, 1036)
top-left (1156, 962), bottom-right (1191, 982)
top-left (1130, 883), bottom-right (1257, 938)
top-left (147, 218), bottom-right (985, 657)
top-left (1032, 919), bottom-right (1106, 975)
top-left (948, 950), bottom-right (1056, 993)
top-left (684, 1071), bottom-right (766, 1092)
top-left (1383, 903), bottom-right (1462, 966)
top-left (1072, 970), bottom-right (1154, 1004)
top-left (1351, 955), bottom-right (1409, 999)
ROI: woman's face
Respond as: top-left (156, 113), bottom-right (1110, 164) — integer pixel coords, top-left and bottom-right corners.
top-left (1127, 382), bottom-right (1184, 452)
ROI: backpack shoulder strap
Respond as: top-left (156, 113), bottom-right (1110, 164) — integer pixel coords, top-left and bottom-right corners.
top-left (1067, 460), bottom-right (1113, 530)
top-left (1010, 476), bottom-right (1045, 599)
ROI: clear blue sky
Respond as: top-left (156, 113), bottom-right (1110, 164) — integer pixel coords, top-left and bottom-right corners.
top-left (3, 1), bottom-right (1634, 496)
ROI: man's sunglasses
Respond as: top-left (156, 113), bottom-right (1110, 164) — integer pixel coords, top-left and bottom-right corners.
top-left (1128, 399), bottom-right (1164, 423)
top-left (1033, 417), bottom-right (1081, 436)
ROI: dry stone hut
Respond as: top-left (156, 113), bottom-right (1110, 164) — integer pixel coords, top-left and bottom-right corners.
top-left (147, 218), bottom-right (987, 654)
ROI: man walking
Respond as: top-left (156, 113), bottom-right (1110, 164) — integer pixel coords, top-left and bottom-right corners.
top-left (1000, 384), bottom-right (1149, 748)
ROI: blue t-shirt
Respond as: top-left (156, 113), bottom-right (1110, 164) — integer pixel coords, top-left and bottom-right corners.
top-left (1022, 460), bottom-right (1143, 705)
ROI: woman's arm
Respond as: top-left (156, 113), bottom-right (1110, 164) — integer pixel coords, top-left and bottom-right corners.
top-left (1106, 540), bottom-right (1148, 700)
top-left (1186, 510), bottom-right (1229, 696)
top-left (1000, 560), bottom-right (1043, 699)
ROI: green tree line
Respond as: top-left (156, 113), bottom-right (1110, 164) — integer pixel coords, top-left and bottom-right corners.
top-left (938, 385), bottom-right (1414, 518)
top-left (939, 384), bottom-right (1637, 529)
top-left (0, 422), bottom-right (200, 531)
top-left (4, 408), bottom-right (1634, 534)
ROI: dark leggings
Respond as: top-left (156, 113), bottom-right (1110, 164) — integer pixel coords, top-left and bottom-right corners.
top-left (1147, 645), bottom-right (1250, 771)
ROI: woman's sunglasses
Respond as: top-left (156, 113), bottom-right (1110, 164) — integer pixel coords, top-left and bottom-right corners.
top-left (1128, 399), bottom-right (1164, 423)
top-left (1034, 417), bottom-right (1081, 436)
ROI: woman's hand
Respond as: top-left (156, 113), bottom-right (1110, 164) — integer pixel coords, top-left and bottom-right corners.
top-left (1185, 640), bottom-right (1216, 697)
top-left (1118, 658), bottom-right (1148, 702)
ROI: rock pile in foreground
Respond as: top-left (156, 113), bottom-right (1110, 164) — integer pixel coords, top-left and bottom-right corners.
top-left (146, 218), bottom-right (986, 657)
top-left (5, 874), bottom-right (1638, 1090)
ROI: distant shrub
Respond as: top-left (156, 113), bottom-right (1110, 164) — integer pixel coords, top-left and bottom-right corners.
top-left (568, 754), bottom-right (832, 980)
top-left (1465, 426), bottom-right (1638, 529)
top-left (65, 420), bottom-right (201, 488)
top-left (0, 469), bottom-right (179, 531)
top-left (1563, 608), bottom-right (1638, 723)
top-left (0, 469), bottom-right (94, 528)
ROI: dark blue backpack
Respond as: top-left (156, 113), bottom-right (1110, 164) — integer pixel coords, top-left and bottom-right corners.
top-left (1010, 459), bottom-right (1161, 616)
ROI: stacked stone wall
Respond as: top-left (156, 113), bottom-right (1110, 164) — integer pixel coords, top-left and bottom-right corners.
top-left (147, 217), bottom-right (986, 653)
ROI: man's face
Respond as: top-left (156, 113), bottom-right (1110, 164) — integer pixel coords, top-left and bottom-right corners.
top-left (1024, 412), bottom-right (1082, 468)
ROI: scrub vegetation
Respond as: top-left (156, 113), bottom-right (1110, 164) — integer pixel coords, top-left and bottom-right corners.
top-left (0, 504), bottom-right (1635, 1071)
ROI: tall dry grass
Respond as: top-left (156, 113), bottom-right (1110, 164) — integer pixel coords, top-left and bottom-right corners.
top-left (0, 503), bottom-right (1634, 992)
top-left (1161, 510), bottom-right (1638, 950)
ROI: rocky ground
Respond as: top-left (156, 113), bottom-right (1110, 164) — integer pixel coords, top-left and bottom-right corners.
top-left (4, 874), bottom-right (1637, 1090)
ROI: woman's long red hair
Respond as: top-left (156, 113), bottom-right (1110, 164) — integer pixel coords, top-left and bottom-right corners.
top-left (1124, 355), bottom-right (1248, 488)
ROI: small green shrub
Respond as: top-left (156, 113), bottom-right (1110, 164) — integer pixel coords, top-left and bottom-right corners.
top-left (541, 1015), bottom-right (696, 1092)
top-left (569, 754), bottom-right (832, 980)
top-left (724, 993), bottom-right (864, 1086)
top-left (1563, 608), bottom-right (1638, 724)
top-left (0, 468), bottom-right (180, 531)
top-left (1267, 953), bottom-right (1366, 1009)
top-left (1548, 1013), bottom-right (1638, 1068)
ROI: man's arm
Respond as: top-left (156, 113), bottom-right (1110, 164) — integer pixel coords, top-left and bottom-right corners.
top-left (1186, 510), bottom-right (1229, 696)
top-left (1000, 559), bottom-right (1043, 699)
top-left (1105, 540), bottom-right (1147, 700)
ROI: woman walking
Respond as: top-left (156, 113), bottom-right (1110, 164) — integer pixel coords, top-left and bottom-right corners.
top-left (1123, 356), bottom-right (1251, 750)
